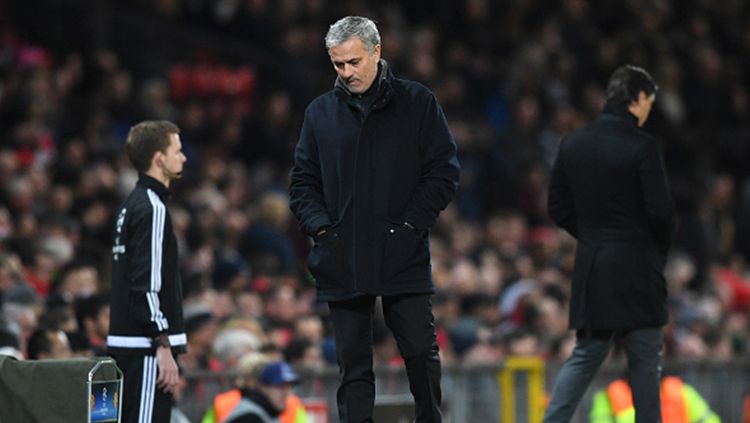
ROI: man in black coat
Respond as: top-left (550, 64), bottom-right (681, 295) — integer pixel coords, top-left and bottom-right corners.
top-left (289, 16), bottom-right (459, 423)
top-left (544, 65), bottom-right (674, 423)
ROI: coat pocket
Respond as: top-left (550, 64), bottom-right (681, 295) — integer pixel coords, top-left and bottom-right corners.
top-left (307, 231), bottom-right (343, 289)
top-left (382, 223), bottom-right (429, 281)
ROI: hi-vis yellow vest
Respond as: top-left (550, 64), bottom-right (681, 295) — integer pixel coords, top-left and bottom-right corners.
top-left (608, 376), bottom-right (687, 423)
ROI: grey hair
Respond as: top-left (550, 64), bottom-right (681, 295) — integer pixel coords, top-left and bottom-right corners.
top-left (325, 16), bottom-right (381, 53)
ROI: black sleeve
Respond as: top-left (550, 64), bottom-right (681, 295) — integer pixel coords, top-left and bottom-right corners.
top-left (126, 201), bottom-right (170, 335)
top-left (637, 138), bottom-right (675, 255)
top-left (547, 138), bottom-right (578, 237)
top-left (289, 106), bottom-right (333, 236)
top-left (401, 92), bottom-right (460, 231)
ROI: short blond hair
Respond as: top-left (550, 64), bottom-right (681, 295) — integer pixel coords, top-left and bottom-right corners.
top-left (236, 352), bottom-right (271, 387)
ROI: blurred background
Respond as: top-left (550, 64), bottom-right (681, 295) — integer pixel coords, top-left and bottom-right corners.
top-left (1, 0), bottom-right (749, 421)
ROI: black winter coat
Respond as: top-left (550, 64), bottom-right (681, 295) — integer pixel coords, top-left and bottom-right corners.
top-left (548, 103), bottom-right (674, 330)
top-left (289, 62), bottom-right (460, 301)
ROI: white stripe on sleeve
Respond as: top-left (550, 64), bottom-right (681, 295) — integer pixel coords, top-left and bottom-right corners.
top-left (146, 190), bottom-right (169, 331)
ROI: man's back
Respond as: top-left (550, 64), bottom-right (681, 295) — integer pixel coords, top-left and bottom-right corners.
top-left (544, 65), bottom-right (672, 423)
top-left (548, 104), bottom-right (674, 330)
top-left (555, 110), bottom-right (669, 244)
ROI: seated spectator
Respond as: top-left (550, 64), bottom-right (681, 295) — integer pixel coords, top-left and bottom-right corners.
top-left (283, 336), bottom-right (325, 371)
top-left (181, 306), bottom-right (219, 371)
top-left (212, 326), bottom-right (262, 370)
top-left (73, 292), bottom-right (110, 356)
top-left (26, 327), bottom-right (72, 360)
top-left (239, 191), bottom-right (296, 275)
top-left (47, 260), bottom-right (100, 303)
top-left (202, 352), bottom-right (309, 423)
top-left (0, 253), bottom-right (25, 307)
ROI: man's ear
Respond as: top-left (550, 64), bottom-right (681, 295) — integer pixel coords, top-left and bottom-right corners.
top-left (636, 90), bottom-right (648, 104)
top-left (628, 91), bottom-right (644, 109)
top-left (373, 44), bottom-right (381, 61)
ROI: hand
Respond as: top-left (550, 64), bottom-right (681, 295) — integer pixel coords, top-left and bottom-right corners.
top-left (316, 228), bottom-right (328, 236)
top-left (155, 345), bottom-right (180, 394)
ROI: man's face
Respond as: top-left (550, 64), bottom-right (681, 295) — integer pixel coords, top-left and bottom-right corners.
top-left (157, 133), bottom-right (187, 182)
top-left (61, 267), bottom-right (98, 297)
top-left (632, 91), bottom-right (656, 127)
top-left (329, 37), bottom-right (381, 94)
top-left (260, 383), bottom-right (293, 412)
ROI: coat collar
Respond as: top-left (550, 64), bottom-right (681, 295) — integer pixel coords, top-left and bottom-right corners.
top-left (136, 173), bottom-right (171, 200)
top-left (335, 59), bottom-right (393, 108)
top-left (601, 101), bottom-right (639, 127)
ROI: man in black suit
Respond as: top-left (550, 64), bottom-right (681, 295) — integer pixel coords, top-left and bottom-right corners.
top-left (544, 65), bottom-right (674, 423)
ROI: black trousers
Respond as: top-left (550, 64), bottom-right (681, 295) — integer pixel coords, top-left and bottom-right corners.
top-left (328, 294), bottom-right (442, 423)
top-left (113, 354), bottom-right (173, 423)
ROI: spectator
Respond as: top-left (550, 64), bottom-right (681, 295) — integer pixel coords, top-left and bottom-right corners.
top-left (73, 292), bottom-right (110, 356)
top-left (202, 353), bottom-right (309, 423)
top-left (240, 191), bottom-right (296, 276)
top-left (212, 326), bottom-right (263, 370)
top-left (589, 376), bottom-right (720, 423)
top-left (48, 260), bottom-right (100, 303)
top-left (26, 327), bottom-right (71, 360)
top-left (181, 307), bottom-right (219, 372)
top-left (283, 336), bottom-right (325, 371)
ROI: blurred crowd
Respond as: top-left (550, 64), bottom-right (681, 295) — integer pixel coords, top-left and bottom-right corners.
top-left (1, 0), bottom-right (750, 405)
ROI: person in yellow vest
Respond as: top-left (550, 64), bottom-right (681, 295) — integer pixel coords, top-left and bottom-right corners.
top-left (590, 376), bottom-right (720, 423)
top-left (201, 352), bottom-right (310, 423)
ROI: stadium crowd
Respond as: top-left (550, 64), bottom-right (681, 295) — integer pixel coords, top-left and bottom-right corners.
top-left (1, 0), bottom-right (750, 416)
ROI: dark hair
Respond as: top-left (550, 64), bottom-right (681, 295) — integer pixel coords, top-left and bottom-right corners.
top-left (283, 337), bottom-right (312, 363)
top-left (74, 292), bottom-right (110, 330)
top-left (605, 65), bottom-right (658, 106)
top-left (50, 259), bottom-right (98, 296)
top-left (27, 328), bottom-right (54, 359)
top-left (125, 120), bottom-right (180, 173)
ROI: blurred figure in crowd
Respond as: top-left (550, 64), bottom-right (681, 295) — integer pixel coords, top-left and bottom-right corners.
top-left (73, 292), bottom-right (110, 356)
top-left (590, 376), bottom-right (720, 423)
top-left (26, 327), bottom-right (71, 359)
top-left (202, 352), bottom-right (309, 423)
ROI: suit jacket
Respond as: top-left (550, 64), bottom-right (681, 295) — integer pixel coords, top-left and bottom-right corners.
top-left (548, 103), bottom-right (674, 329)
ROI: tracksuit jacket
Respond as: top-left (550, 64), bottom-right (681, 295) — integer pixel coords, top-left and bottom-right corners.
top-left (107, 174), bottom-right (186, 355)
